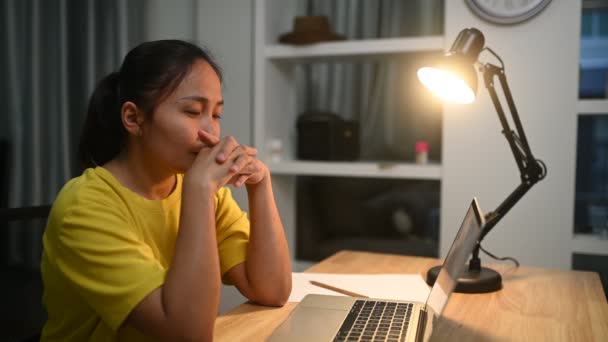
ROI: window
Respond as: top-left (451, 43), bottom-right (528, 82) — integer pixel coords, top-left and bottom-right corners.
top-left (580, 1), bottom-right (608, 98)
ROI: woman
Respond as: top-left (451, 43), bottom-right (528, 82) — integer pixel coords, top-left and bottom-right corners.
top-left (40, 40), bottom-right (291, 341)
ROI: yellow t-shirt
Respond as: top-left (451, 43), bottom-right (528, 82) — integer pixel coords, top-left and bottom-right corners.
top-left (40, 167), bottom-right (250, 341)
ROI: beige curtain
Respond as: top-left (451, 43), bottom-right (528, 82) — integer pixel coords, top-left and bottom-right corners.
top-left (1, 0), bottom-right (146, 267)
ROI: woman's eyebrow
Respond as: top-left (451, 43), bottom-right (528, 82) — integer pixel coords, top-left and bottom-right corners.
top-left (177, 95), bottom-right (224, 106)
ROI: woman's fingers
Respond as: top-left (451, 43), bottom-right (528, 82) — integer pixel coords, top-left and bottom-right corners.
top-left (231, 159), bottom-right (267, 186)
top-left (229, 153), bottom-right (254, 174)
top-left (215, 136), bottom-right (238, 162)
top-left (226, 144), bottom-right (257, 162)
top-left (194, 132), bottom-right (264, 189)
top-left (214, 136), bottom-right (258, 164)
top-left (226, 173), bottom-right (249, 188)
top-left (234, 174), bottom-right (249, 187)
top-left (235, 160), bottom-right (261, 175)
top-left (198, 132), bottom-right (245, 163)
top-left (224, 157), bottom-right (266, 187)
top-left (198, 129), bottom-right (220, 147)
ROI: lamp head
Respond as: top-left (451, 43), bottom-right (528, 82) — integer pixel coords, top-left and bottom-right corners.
top-left (417, 28), bottom-right (485, 104)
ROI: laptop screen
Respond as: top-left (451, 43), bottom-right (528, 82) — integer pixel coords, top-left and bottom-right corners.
top-left (425, 198), bottom-right (485, 315)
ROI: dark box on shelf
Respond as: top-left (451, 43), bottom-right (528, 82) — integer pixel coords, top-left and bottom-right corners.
top-left (296, 111), bottom-right (359, 161)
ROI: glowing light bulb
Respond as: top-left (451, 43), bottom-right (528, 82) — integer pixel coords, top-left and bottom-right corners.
top-left (417, 67), bottom-right (475, 104)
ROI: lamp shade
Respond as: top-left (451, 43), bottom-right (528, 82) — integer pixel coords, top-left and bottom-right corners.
top-left (417, 28), bottom-right (485, 104)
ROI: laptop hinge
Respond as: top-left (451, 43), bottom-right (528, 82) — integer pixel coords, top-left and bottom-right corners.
top-left (415, 307), bottom-right (427, 342)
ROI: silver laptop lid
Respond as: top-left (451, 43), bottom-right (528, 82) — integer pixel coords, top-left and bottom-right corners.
top-left (425, 198), bottom-right (485, 315)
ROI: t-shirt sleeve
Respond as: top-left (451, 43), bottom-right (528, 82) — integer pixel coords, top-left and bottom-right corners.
top-left (215, 187), bottom-right (250, 283)
top-left (44, 201), bottom-right (166, 332)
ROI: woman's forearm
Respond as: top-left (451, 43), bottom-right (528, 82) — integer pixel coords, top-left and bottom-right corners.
top-left (163, 181), bottom-right (221, 340)
top-left (245, 174), bottom-right (292, 305)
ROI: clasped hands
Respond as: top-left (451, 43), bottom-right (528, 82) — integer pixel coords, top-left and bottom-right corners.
top-left (186, 129), bottom-right (267, 192)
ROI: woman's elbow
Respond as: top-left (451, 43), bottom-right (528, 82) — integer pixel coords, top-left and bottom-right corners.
top-left (256, 295), bottom-right (288, 307)
top-left (255, 280), bottom-right (291, 307)
top-left (270, 289), bottom-right (291, 307)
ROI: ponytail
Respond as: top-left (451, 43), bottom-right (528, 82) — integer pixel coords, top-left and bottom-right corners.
top-left (77, 72), bottom-right (124, 169)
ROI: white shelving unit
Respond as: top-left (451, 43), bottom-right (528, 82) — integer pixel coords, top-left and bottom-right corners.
top-left (254, 0), bottom-right (445, 261)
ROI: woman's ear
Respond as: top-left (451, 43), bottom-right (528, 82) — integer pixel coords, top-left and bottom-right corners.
top-left (121, 101), bottom-right (144, 136)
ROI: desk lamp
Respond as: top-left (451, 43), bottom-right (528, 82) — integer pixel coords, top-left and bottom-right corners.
top-left (417, 28), bottom-right (547, 293)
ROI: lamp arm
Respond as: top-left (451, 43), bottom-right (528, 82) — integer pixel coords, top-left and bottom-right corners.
top-left (468, 63), bottom-right (547, 270)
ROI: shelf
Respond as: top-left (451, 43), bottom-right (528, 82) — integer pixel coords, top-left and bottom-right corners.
top-left (267, 160), bottom-right (441, 180)
top-left (571, 234), bottom-right (608, 255)
top-left (265, 36), bottom-right (444, 60)
top-left (578, 99), bottom-right (608, 114)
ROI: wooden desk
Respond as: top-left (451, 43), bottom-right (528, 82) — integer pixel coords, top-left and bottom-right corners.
top-left (214, 251), bottom-right (608, 341)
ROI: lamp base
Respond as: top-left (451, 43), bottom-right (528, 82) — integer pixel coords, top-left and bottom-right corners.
top-left (426, 265), bottom-right (502, 293)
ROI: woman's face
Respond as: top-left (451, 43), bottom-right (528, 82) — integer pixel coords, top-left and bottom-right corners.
top-left (139, 60), bottom-right (223, 174)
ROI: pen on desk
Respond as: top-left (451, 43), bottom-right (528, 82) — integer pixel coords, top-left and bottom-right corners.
top-left (309, 280), bottom-right (369, 298)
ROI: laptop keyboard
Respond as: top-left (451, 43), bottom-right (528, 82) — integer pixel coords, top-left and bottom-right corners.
top-left (333, 300), bottom-right (413, 342)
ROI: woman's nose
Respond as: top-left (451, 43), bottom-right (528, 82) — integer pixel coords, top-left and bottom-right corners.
top-left (199, 113), bottom-right (219, 134)
top-left (199, 124), bottom-right (218, 140)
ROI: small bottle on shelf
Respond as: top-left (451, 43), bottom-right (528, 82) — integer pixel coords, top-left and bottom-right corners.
top-left (267, 138), bottom-right (284, 163)
top-left (415, 141), bottom-right (429, 164)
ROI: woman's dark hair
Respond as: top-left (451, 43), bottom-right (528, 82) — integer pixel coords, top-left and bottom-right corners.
top-left (78, 40), bottom-right (223, 169)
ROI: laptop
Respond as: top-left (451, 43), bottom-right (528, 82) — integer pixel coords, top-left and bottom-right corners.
top-left (267, 198), bottom-right (485, 342)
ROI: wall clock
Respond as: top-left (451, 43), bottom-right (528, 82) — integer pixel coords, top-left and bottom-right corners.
top-left (465, 0), bottom-right (553, 25)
